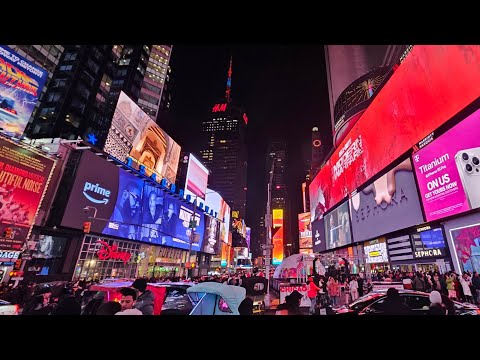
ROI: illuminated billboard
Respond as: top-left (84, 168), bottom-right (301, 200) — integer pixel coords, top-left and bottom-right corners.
top-left (413, 108), bottom-right (480, 221)
top-left (104, 91), bottom-right (181, 184)
top-left (363, 238), bottom-right (389, 264)
top-left (0, 45), bottom-right (48, 137)
top-left (298, 212), bottom-right (312, 249)
top-left (245, 227), bottom-right (251, 249)
top-left (310, 45), bottom-right (480, 216)
top-left (205, 188), bottom-right (230, 244)
top-left (272, 208), bottom-right (284, 265)
top-left (0, 138), bottom-right (55, 249)
top-left (324, 201), bottom-right (351, 251)
top-left (61, 151), bottom-right (204, 251)
top-left (184, 154), bottom-right (209, 201)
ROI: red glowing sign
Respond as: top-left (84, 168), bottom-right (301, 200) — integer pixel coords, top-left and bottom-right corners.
top-left (243, 113), bottom-right (248, 124)
top-left (309, 45), bottom-right (480, 217)
top-left (96, 240), bottom-right (132, 264)
top-left (212, 103), bottom-right (227, 112)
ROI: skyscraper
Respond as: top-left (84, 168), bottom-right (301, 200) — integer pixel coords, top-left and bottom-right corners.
top-left (199, 57), bottom-right (247, 217)
top-left (8, 45), bottom-right (65, 133)
top-left (26, 45), bottom-right (173, 142)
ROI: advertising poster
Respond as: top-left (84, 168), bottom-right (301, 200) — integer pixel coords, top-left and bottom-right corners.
top-left (298, 212), bottom-right (312, 249)
top-left (413, 108), bottom-right (480, 221)
top-left (312, 218), bottom-right (326, 253)
top-left (325, 201), bottom-right (351, 250)
top-left (350, 158), bottom-right (424, 242)
top-left (31, 235), bottom-right (67, 259)
top-left (184, 154), bottom-right (209, 201)
top-left (103, 91), bottom-right (181, 184)
top-left (0, 45), bottom-right (48, 137)
top-left (61, 151), bottom-right (203, 251)
top-left (202, 217), bottom-right (220, 255)
top-left (449, 223), bottom-right (480, 274)
top-left (310, 45), bottom-right (480, 215)
top-left (411, 228), bottom-right (446, 259)
top-left (205, 188), bottom-right (230, 244)
top-left (245, 226), bottom-right (251, 249)
top-left (272, 209), bottom-right (284, 265)
top-left (363, 238), bottom-right (388, 264)
top-left (220, 242), bottom-right (229, 267)
top-left (279, 284), bottom-right (310, 308)
top-left (0, 138), bottom-right (55, 247)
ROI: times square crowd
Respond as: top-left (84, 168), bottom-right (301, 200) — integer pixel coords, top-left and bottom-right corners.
top-left (1, 268), bottom-right (479, 315)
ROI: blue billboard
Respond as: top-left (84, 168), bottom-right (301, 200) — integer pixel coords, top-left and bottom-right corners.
top-left (0, 45), bottom-right (48, 137)
top-left (62, 151), bottom-right (205, 251)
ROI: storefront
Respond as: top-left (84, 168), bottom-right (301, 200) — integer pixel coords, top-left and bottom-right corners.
top-left (363, 238), bottom-right (390, 277)
top-left (136, 244), bottom-right (187, 279)
top-left (387, 226), bottom-right (452, 274)
top-left (443, 211), bottom-right (480, 275)
top-left (73, 235), bottom-right (142, 281)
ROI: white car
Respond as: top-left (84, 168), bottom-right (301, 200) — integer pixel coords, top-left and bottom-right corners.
top-left (0, 300), bottom-right (19, 315)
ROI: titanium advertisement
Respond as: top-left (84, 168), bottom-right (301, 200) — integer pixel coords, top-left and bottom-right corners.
top-left (312, 218), bottom-right (326, 253)
top-left (0, 138), bottom-right (55, 249)
top-left (0, 45), bottom-right (48, 137)
top-left (184, 154), bottom-right (209, 201)
top-left (103, 91), bottom-right (181, 184)
top-left (61, 151), bottom-right (204, 251)
top-left (310, 45), bottom-right (480, 216)
top-left (363, 238), bottom-right (388, 264)
top-left (298, 212), bottom-right (312, 249)
top-left (349, 158), bottom-right (424, 242)
top-left (413, 108), bottom-right (480, 221)
top-left (205, 188), bottom-right (230, 244)
top-left (324, 201), bottom-right (351, 251)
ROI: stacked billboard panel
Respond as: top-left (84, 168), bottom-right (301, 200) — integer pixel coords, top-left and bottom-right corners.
top-left (272, 209), bottom-right (284, 265)
top-left (184, 154), bottom-right (209, 202)
top-left (205, 188), bottom-right (231, 244)
top-left (104, 91), bottom-right (181, 184)
top-left (298, 212), bottom-right (312, 250)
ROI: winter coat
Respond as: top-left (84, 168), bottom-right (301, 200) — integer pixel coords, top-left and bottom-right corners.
top-left (460, 277), bottom-right (472, 297)
top-left (412, 276), bottom-right (425, 291)
top-left (327, 281), bottom-right (340, 297)
top-left (133, 290), bottom-right (155, 315)
top-left (115, 308), bottom-right (143, 315)
top-left (307, 281), bottom-right (321, 298)
top-left (472, 276), bottom-right (480, 290)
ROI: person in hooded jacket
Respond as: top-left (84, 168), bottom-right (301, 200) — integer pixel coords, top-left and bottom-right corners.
top-left (131, 278), bottom-right (155, 315)
top-left (428, 290), bottom-right (446, 315)
top-left (307, 277), bottom-right (322, 315)
top-left (275, 290), bottom-right (303, 315)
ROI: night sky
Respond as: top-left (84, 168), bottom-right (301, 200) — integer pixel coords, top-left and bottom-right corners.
top-left (167, 45), bottom-right (332, 258)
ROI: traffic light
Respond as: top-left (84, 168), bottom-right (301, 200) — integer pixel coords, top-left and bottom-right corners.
top-left (190, 262), bottom-right (195, 268)
top-left (83, 221), bottom-right (91, 233)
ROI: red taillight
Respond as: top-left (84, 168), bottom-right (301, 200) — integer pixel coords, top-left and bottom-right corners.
top-left (14, 304), bottom-right (19, 314)
top-left (475, 309), bottom-right (480, 315)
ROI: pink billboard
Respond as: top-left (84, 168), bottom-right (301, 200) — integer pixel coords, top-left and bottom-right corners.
top-left (413, 108), bottom-right (480, 221)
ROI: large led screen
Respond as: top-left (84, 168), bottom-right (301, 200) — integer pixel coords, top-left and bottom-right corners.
top-left (349, 158), bottom-right (424, 242)
top-left (0, 138), bottom-right (55, 245)
top-left (202, 216), bottom-right (220, 255)
top-left (413, 108), bottom-right (480, 221)
top-left (61, 151), bottom-right (204, 251)
top-left (0, 45), bottom-right (48, 137)
top-left (272, 209), bottom-right (284, 265)
top-left (363, 238), bottom-right (388, 264)
top-left (310, 45), bottom-right (480, 216)
top-left (205, 188), bottom-right (230, 244)
top-left (184, 154), bottom-right (209, 201)
top-left (104, 91), bottom-right (181, 184)
top-left (324, 201), bottom-right (351, 250)
top-left (298, 212), bottom-right (312, 249)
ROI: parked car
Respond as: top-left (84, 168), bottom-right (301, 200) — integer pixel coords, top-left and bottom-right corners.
top-left (332, 289), bottom-right (480, 315)
top-left (0, 299), bottom-right (19, 315)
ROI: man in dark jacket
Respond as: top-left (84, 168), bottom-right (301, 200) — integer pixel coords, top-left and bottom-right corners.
top-left (381, 288), bottom-right (412, 315)
top-left (132, 278), bottom-right (155, 315)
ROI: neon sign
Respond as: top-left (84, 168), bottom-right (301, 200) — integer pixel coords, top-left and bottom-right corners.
top-left (243, 113), bottom-right (248, 124)
top-left (212, 103), bottom-right (227, 112)
top-left (96, 240), bottom-right (132, 264)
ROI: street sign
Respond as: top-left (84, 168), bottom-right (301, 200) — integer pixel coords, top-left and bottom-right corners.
top-left (261, 244), bottom-right (274, 250)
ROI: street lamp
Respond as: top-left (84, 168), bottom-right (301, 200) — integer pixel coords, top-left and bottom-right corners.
top-left (263, 162), bottom-right (275, 309)
top-left (84, 206), bottom-right (98, 220)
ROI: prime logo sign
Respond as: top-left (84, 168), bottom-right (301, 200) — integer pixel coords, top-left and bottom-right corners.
top-left (83, 181), bottom-right (111, 204)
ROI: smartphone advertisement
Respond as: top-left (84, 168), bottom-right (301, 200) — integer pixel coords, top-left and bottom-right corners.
top-left (413, 108), bottom-right (480, 221)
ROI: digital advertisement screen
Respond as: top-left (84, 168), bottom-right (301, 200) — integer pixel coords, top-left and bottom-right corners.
top-left (184, 154), bottom-right (209, 201)
top-left (205, 188), bottom-right (230, 244)
top-left (0, 45), bottom-right (48, 137)
top-left (363, 238), bottom-right (388, 264)
top-left (32, 235), bottom-right (67, 259)
top-left (446, 215), bottom-right (480, 274)
top-left (202, 216), bottom-right (220, 255)
top-left (413, 108), bottom-right (480, 221)
top-left (310, 45), bottom-right (480, 215)
top-left (349, 158), bottom-right (424, 242)
top-left (272, 209), bottom-right (284, 265)
top-left (324, 201), bottom-right (351, 250)
top-left (419, 228), bottom-right (446, 249)
top-left (0, 138), bottom-right (55, 245)
top-left (103, 91), bottom-right (181, 184)
top-left (298, 212), bottom-right (312, 249)
top-left (245, 227), bottom-right (251, 250)
top-left (61, 151), bottom-right (204, 251)
top-left (221, 242), bottom-right (229, 267)
top-left (312, 218), bottom-right (326, 253)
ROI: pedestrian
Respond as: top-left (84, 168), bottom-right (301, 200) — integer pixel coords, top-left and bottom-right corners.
top-left (115, 287), bottom-right (143, 315)
top-left (275, 290), bottom-right (303, 315)
top-left (350, 276), bottom-right (359, 302)
top-left (131, 278), bottom-right (155, 315)
top-left (472, 272), bottom-right (480, 305)
top-left (428, 291), bottom-right (446, 315)
top-left (96, 301), bottom-right (122, 315)
top-left (327, 277), bottom-right (339, 306)
top-left (51, 295), bottom-right (81, 315)
top-left (381, 288), bottom-right (411, 315)
top-left (238, 297), bottom-right (254, 315)
top-left (412, 272), bottom-right (425, 292)
top-left (459, 273), bottom-right (473, 304)
top-left (357, 275), bottom-right (364, 297)
top-left (307, 276), bottom-right (322, 315)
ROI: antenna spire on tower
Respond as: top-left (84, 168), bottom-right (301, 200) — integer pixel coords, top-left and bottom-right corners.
top-left (225, 55), bottom-right (233, 102)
